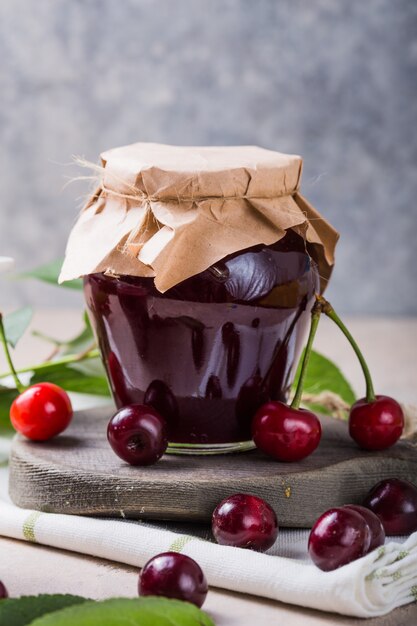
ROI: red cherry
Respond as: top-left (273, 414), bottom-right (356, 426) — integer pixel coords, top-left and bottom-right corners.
top-left (0, 580), bottom-right (8, 598)
top-left (252, 401), bottom-right (321, 462)
top-left (349, 395), bottom-right (404, 450)
top-left (363, 478), bottom-right (417, 535)
top-left (10, 383), bottom-right (73, 441)
top-left (212, 493), bottom-right (278, 552)
top-left (343, 505), bottom-right (385, 552)
top-left (139, 552), bottom-right (208, 608)
top-left (308, 507), bottom-right (371, 571)
top-left (107, 405), bottom-right (168, 466)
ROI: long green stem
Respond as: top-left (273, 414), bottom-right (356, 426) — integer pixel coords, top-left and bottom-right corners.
top-left (317, 295), bottom-right (375, 403)
top-left (291, 302), bottom-right (322, 409)
top-left (0, 348), bottom-right (100, 382)
top-left (0, 312), bottom-right (25, 393)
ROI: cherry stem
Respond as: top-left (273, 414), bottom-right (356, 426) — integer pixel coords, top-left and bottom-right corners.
top-left (0, 313), bottom-right (25, 394)
top-left (316, 295), bottom-right (376, 403)
top-left (291, 301), bottom-right (322, 410)
top-left (0, 348), bottom-right (100, 383)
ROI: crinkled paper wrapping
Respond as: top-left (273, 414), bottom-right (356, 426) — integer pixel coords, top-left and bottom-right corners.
top-left (59, 143), bottom-right (339, 292)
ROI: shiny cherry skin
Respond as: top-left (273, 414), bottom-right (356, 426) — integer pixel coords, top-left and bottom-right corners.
top-left (139, 552), bottom-right (208, 608)
top-left (362, 478), bottom-right (417, 535)
top-left (308, 507), bottom-right (371, 571)
top-left (10, 382), bottom-right (73, 441)
top-left (0, 580), bottom-right (8, 598)
top-left (212, 493), bottom-right (278, 552)
top-left (343, 505), bottom-right (385, 552)
top-left (252, 401), bottom-right (321, 462)
top-left (107, 405), bottom-right (168, 466)
top-left (349, 396), bottom-right (404, 451)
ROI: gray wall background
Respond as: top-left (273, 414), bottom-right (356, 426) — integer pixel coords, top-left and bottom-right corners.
top-left (1, 0), bottom-right (416, 314)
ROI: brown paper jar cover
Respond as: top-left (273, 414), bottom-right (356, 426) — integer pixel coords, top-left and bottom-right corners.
top-left (59, 142), bottom-right (339, 291)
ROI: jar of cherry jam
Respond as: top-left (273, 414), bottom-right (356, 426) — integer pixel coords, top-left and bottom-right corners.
top-left (84, 230), bottom-right (319, 453)
top-left (60, 142), bottom-right (338, 454)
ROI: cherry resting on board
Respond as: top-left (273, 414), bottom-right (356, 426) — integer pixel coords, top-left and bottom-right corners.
top-left (252, 300), bottom-right (322, 461)
top-left (139, 552), bottom-right (208, 608)
top-left (317, 296), bottom-right (404, 451)
top-left (10, 383), bottom-right (73, 442)
top-left (0, 313), bottom-right (73, 441)
top-left (349, 396), bottom-right (404, 451)
top-left (212, 493), bottom-right (278, 552)
top-left (107, 405), bottom-right (168, 466)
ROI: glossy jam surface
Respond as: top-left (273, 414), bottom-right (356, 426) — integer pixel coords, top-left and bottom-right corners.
top-left (84, 233), bottom-right (319, 445)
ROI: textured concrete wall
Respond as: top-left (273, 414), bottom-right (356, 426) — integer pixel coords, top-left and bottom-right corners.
top-left (0, 0), bottom-right (416, 314)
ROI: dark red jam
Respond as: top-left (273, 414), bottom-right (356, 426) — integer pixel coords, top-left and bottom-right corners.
top-left (84, 232), bottom-right (320, 447)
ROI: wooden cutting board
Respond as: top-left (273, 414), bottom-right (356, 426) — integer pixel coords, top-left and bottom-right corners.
top-left (8, 407), bottom-right (417, 527)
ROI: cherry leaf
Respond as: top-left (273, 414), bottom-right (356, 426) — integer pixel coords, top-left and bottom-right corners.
top-left (28, 597), bottom-right (215, 626)
top-left (0, 594), bottom-right (86, 626)
top-left (3, 307), bottom-right (33, 348)
top-left (19, 259), bottom-right (82, 290)
top-left (292, 349), bottom-right (356, 418)
top-left (30, 364), bottom-right (110, 397)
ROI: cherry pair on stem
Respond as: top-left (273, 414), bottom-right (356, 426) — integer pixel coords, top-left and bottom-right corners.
top-left (252, 294), bottom-right (404, 462)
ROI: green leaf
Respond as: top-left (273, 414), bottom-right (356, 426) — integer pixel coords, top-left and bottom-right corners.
top-left (292, 349), bottom-right (356, 418)
top-left (3, 307), bottom-right (33, 348)
top-left (30, 363), bottom-right (110, 396)
top-left (29, 597), bottom-right (215, 626)
top-left (0, 594), bottom-right (86, 626)
top-left (0, 386), bottom-right (18, 433)
top-left (61, 312), bottom-right (95, 355)
top-left (28, 311), bottom-right (108, 396)
top-left (19, 259), bottom-right (83, 290)
top-left (32, 312), bottom-right (95, 357)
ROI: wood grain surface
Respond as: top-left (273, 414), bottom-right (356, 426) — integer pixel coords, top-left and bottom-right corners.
top-left (8, 407), bottom-right (417, 527)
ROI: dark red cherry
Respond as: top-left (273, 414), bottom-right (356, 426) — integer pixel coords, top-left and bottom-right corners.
top-left (0, 581), bottom-right (8, 598)
top-left (212, 493), bottom-right (278, 552)
top-left (343, 505), bottom-right (385, 552)
top-left (252, 401), bottom-right (321, 462)
top-left (349, 396), bottom-right (404, 451)
top-left (308, 507), bottom-right (371, 571)
top-left (362, 478), bottom-right (417, 535)
top-left (139, 552), bottom-right (208, 608)
top-left (107, 405), bottom-right (168, 466)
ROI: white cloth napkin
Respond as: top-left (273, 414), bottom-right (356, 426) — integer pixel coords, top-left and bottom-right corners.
top-left (0, 487), bottom-right (416, 618)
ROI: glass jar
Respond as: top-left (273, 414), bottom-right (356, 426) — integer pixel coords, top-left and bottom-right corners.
top-left (84, 230), bottom-right (319, 454)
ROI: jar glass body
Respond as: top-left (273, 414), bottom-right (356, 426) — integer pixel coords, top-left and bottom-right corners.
top-left (84, 232), bottom-right (320, 454)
